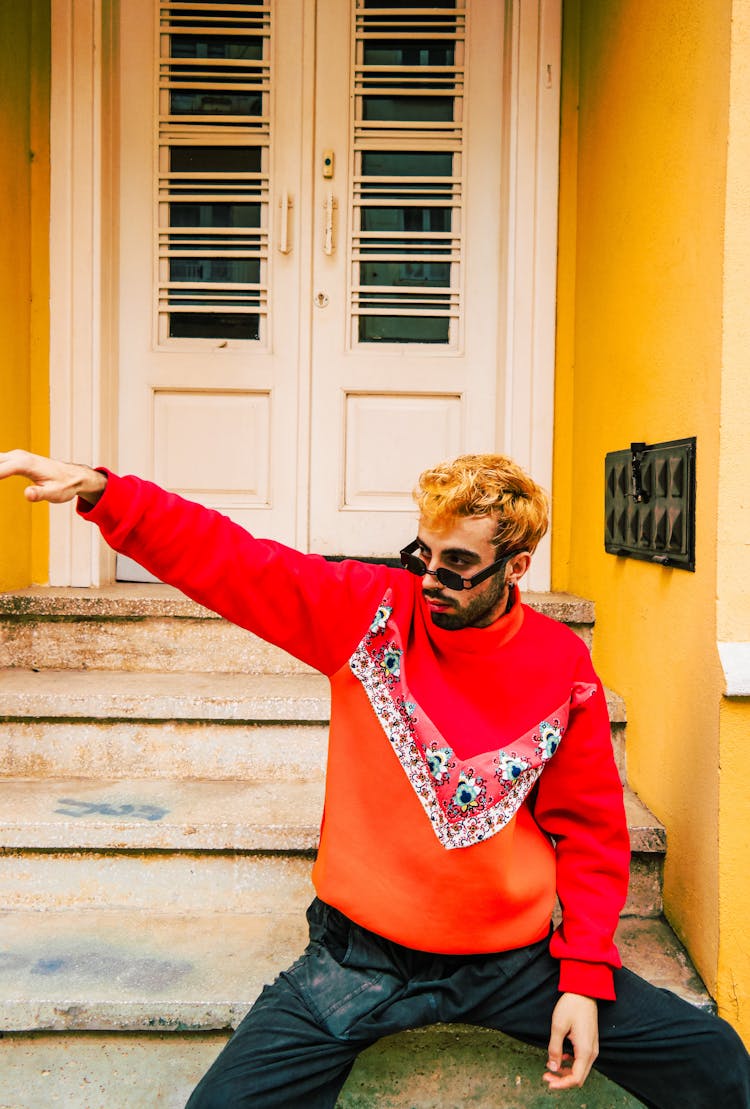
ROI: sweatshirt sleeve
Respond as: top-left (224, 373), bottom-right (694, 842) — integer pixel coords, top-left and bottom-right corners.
top-left (77, 471), bottom-right (394, 675)
top-left (530, 646), bottom-right (630, 1001)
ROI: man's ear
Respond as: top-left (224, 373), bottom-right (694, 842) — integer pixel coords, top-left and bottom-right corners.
top-left (507, 551), bottom-right (532, 583)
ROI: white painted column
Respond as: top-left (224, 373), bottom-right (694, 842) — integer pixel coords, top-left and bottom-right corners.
top-left (501, 0), bottom-right (562, 592)
top-left (49, 0), bottom-right (109, 585)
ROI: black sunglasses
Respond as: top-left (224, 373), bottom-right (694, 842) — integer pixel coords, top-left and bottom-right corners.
top-left (399, 539), bottom-right (519, 592)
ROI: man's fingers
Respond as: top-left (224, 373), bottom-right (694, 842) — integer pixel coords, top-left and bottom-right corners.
top-left (0, 449), bottom-right (56, 489)
top-left (24, 483), bottom-right (57, 503)
top-left (543, 1052), bottom-right (571, 1087)
top-left (546, 1024), bottom-right (565, 1072)
top-left (0, 449), bottom-right (34, 480)
top-left (0, 452), bottom-right (56, 501)
top-left (543, 1045), bottom-right (597, 1090)
top-left (542, 1064), bottom-right (589, 1091)
top-left (543, 1070), bottom-right (583, 1091)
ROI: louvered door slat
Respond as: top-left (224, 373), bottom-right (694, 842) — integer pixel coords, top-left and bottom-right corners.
top-left (157, 1), bottom-right (271, 341)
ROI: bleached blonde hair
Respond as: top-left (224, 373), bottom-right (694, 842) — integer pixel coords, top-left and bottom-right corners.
top-left (414, 453), bottom-right (549, 553)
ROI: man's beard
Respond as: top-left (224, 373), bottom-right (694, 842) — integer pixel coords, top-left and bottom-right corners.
top-left (425, 574), bottom-right (509, 630)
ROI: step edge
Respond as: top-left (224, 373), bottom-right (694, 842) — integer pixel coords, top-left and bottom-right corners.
top-left (1, 587), bottom-right (595, 625)
top-left (0, 672), bottom-right (626, 726)
top-left (0, 904), bottom-right (714, 1033)
top-left (0, 779), bottom-right (664, 854)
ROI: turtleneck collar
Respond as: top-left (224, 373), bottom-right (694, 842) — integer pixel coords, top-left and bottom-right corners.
top-left (417, 582), bottom-right (525, 654)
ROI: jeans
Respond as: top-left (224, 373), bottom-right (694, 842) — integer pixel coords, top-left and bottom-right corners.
top-left (186, 899), bottom-right (750, 1108)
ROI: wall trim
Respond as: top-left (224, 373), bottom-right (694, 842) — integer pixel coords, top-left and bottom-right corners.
top-left (718, 642), bottom-right (750, 697)
top-left (502, 0), bottom-right (562, 591)
top-left (49, 0), bottom-right (116, 585)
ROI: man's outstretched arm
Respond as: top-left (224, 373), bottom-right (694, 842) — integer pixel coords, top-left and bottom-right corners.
top-left (0, 450), bottom-right (107, 506)
top-left (0, 449), bottom-right (393, 676)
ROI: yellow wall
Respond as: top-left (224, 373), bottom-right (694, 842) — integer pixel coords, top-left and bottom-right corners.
top-left (717, 0), bottom-right (750, 647)
top-left (0, 1), bottom-right (50, 590)
top-left (718, 699), bottom-right (750, 1039)
top-left (716, 0), bottom-right (750, 1042)
top-left (554, 0), bottom-right (732, 996)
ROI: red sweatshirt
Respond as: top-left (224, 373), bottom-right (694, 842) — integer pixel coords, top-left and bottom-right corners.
top-left (80, 474), bottom-right (630, 1000)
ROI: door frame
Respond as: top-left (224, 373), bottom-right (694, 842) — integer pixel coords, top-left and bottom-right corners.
top-left (48, 0), bottom-right (561, 589)
top-left (49, 0), bottom-right (117, 585)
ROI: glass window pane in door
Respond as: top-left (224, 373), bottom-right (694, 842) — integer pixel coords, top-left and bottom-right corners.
top-left (170, 313), bottom-right (259, 340)
top-left (358, 316), bottom-right (449, 344)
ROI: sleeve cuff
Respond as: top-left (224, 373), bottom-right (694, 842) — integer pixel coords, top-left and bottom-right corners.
top-left (75, 467), bottom-right (115, 518)
top-left (558, 958), bottom-right (616, 1001)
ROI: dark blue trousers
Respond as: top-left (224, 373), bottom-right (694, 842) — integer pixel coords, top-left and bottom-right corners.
top-left (186, 900), bottom-right (750, 1108)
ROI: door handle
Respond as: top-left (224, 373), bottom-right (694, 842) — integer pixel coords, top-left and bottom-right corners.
top-left (278, 192), bottom-right (293, 255)
top-left (323, 193), bottom-right (338, 256)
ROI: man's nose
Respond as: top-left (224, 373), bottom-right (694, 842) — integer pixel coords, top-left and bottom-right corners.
top-left (421, 561), bottom-right (447, 589)
top-left (423, 552), bottom-right (443, 576)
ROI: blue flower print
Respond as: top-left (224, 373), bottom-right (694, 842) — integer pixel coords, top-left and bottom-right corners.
top-left (426, 746), bottom-right (454, 782)
top-left (498, 751), bottom-right (531, 782)
top-left (536, 721), bottom-right (562, 760)
top-left (395, 696), bottom-right (418, 729)
top-left (370, 604), bottom-right (392, 635)
top-left (379, 647), bottom-right (402, 680)
top-left (451, 772), bottom-right (482, 812)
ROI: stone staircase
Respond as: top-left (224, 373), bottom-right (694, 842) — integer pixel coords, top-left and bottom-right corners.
top-left (0, 586), bottom-right (712, 1108)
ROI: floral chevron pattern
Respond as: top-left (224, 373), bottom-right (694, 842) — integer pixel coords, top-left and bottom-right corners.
top-left (349, 591), bottom-right (597, 850)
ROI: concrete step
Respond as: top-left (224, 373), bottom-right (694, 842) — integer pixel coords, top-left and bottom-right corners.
top-left (0, 777), bottom-right (325, 851)
top-left (0, 1030), bottom-right (643, 1108)
top-left (0, 849), bottom-right (315, 914)
top-left (0, 912), bottom-right (711, 1107)
top-left (0, 718), bottom-right (330, 783)
top-left (0, 777), bottom-right (657, 851)
top-left (0, 670), bottom-right (627, 783)
top-left (622, 789), bottom-right (665, 917)
top-left (0, 669), bottom-right (332, 789)
top-left (0, 911), bottom-right (710, 1033)
top-left (0, 585), bottom-right (315, 675)
top-left (0, 670), bottom-right (331, 722)
top-left (0, 586), bottom-right (595, 674)
top-left (0, 778), bottom-right (663, 917)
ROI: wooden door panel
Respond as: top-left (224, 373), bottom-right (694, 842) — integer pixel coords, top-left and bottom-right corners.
top-left (117, 0), bottom-right (306, 577)
top-left (308, 0), bottom-right (505, 555)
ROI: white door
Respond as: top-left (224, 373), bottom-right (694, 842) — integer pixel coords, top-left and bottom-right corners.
top-left (115, 0), bottom-right (556, 570)
top-left (118, 0), bottom-right (307, 558)
top-left (309, 1), bottom-right (504, 555)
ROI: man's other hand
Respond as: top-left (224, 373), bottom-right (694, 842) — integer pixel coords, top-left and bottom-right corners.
top-left (0, 450), bottom-right (107, 506)
top-left (543, 992), bottom-right (599, 1090)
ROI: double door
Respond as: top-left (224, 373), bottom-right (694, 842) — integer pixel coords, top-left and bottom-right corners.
top-left (118, 0), bottom-right (520, 560)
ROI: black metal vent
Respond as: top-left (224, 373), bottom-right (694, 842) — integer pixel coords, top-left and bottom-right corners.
top-left (604, 438), bottom-right (696, 571)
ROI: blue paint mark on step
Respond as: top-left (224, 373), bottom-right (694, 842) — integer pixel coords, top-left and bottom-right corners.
top-left (1, 950), bottom-right (192, 990)
top-left (54, 798), bottom-right (169, 821)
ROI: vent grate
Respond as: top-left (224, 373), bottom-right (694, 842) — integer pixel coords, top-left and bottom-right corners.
top-left (604, 438), bottom-right (696, 571)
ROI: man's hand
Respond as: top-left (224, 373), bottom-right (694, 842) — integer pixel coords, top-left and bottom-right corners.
top-left (0, 450), bottom-right (107, 506)
top-left (543, 992), bottom-right (599, 1090)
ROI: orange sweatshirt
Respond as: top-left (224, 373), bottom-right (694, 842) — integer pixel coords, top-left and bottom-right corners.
top-left (80, 473), bottom-right (630, 1000)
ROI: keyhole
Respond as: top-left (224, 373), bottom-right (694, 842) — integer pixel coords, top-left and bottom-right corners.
top-left (315, 291), bottom-right (329, 308)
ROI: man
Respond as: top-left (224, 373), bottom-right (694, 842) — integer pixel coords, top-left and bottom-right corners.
top-left (1, 447), bottom-right (748, 1108)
